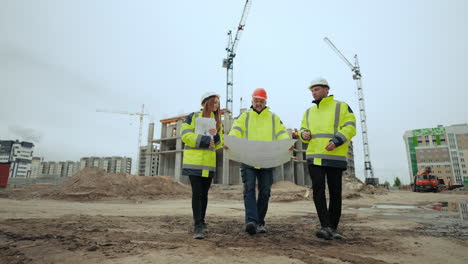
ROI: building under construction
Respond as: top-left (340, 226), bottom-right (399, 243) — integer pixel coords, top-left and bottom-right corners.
top-left (140, 110), bottom-right (355, 186)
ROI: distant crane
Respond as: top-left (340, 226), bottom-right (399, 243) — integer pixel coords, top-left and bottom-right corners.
top-left (96, 104), bottom-right (148, 174)
top-left (323, 37), bottom-right (378, 185)
top-left (222, 0), bottom-right (252, 115)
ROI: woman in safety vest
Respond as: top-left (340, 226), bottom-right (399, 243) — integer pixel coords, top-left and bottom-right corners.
top-left (180, 92), bottom-right (224, 239)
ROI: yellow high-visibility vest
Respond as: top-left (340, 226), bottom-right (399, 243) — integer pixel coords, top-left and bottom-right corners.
top-left (229, 107), bottom-right (290, 142)
top-left (181, 111), bottom-right (224, 177)
top-left (299, 96), bottom-right (356, 168)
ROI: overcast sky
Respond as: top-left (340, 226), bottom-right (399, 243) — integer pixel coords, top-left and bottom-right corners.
top-left (1, 0), bottom-right (468, 184)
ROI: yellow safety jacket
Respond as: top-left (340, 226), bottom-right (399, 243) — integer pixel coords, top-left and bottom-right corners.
top-left (299, 96), bottom-right (356, 169)
top-left (181, 111), bottom-right (224, 177)
top-left (229, 107), bottom-right (290, 168)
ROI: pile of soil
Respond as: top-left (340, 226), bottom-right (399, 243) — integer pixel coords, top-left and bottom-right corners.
top-left (271, 181), bottom-right (309, 202)
top-left (271, 181), bottom-right (308, 191)
top-left (43, 168), bottom-right (190, 201)
top-left (343, 174), bottom-right (365, 193)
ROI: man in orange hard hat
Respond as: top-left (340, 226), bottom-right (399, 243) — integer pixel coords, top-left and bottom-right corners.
top-left (227, 88), bottom-right (292, 235)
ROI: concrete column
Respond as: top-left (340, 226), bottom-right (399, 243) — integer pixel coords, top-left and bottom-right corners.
top-left (174, 120), bottom-right (183, 181)
top-left (280, 164), bottom-right (285, 182)
top-left (157, 123), bottom-right (167, 176)
top-left (143, 123), bottom-right (155, 176)
top-left (230, 161), bottom-right (241, 185)
top-left (304, 164), bottom-right (311, 186)
top-left (222, 112), bottom-right (232, 185)
top-left (288, 160), bottom-right (294, 183)
top-left (295, 140), bottom-right (305, 186)
top-left (222, 149), bottom-right (229, 184)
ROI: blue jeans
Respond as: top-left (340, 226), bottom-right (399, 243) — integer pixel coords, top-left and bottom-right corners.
top-left (241, 165), bottom-right (273, 225)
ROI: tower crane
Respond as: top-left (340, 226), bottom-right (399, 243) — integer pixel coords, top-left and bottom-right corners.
top-left (222, 0), bottom-right (252, 115)
top-left (323, 37), bottom-right (378, 185)
top-left (96, 104), bottom-right (148, 174)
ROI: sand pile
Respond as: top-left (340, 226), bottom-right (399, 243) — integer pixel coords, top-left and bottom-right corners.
top-left (44, 168), bottom-right (190, 201)
top-left (271, 181), bottom-right (309, 202)
top-left (342, 174), bottom-right (388, 198)
top-left (343, 174), bottom-right (365, 193)
top-left (272, 181), bottom-right (308, 191)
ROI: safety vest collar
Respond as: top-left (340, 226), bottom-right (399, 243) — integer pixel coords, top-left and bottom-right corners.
top-left (249, 106), bottom-right (270, 116)
top-left (313, 95), bottom-right (334, 108)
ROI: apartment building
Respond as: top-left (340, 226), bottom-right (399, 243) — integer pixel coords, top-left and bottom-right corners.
top-left (79, 156), bottom-right (132, 174)
top-left (403, 123), bottom-right (468, 185)
top-left (30, 157), bottom-right (43, 178)
top-left (0, 140), bottom-right (34, 178)
top-left (138, 145), bottom-right (159, 176)
top-left (36, 161), bottom-right (80, 178)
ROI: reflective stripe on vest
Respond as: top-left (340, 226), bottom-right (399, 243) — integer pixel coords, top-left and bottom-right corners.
top-left (232, 126), bottom-right (243, 134)
top-left (341, 121), bottom-right (356, 128)
top-left (184, 146), bottom-right (216, 152)
top-left (311, 133), bottom-right (334, 139)
top-left (306, 154), bottom-right (347, 161)
top-left (334, 101), bottom-right (341, 134)
top-left (181, 128), bottom-right (193, 136)
top-left (182, 164), bottom-right (216, 172)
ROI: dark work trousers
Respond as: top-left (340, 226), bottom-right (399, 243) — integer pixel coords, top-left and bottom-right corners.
top-left (308, 164), bottom-right (343, 230)
top-left (189, 175), bottom-right (213, 227)
top-left (241, 166), bottom-right (273, 225)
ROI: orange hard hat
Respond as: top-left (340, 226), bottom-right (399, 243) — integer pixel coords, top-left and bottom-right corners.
top-left (252, 88), bottom-right (267, 99)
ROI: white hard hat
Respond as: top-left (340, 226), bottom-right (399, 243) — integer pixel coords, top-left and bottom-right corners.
top-left (308, 77), bottom-right (329, 90)
top-left (201, 92), bottom-right (220, 106)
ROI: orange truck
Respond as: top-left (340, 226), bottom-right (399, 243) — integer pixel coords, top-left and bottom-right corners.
top-left (413, 174), bottom-right (439, 192)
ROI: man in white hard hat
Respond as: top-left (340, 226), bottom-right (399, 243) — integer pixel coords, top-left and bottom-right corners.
top-left (299, 77), bottom-right (356, 240)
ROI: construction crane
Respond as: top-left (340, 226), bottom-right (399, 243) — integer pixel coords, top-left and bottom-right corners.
top-left (96, 104), bottom-right (148, 174)
top-left (222, 0), bottom-right (252, 115)
top-left (323, 37), bottom-right (378, 185)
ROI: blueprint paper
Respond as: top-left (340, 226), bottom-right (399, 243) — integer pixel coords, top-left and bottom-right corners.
top-left (224, 136), bottom-right (296, 168)
top-left (195, 117), bottom-right (216, 136)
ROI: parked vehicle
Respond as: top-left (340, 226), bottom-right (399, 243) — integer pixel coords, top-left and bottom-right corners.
top-left (413, 174), bottom-right (439, 192)
top-left (437, 178), bottom-right (447, 192)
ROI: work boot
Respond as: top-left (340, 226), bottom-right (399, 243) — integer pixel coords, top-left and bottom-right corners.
top-left (245, 222), bottom-right (257, 235)
top-left (315, 227), bottom-right (333, 240)
top-left (193, 225), bottom-right (205, 239)
top-left (257, 225), bottom-right (267, 234)
top-left (330, 228), bottom-right (343, 240)
top-left (202, 222), bottom-right (208, 234)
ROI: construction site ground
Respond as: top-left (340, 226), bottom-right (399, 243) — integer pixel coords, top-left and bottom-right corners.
top-left (1, 169), bottom-right (467, 264)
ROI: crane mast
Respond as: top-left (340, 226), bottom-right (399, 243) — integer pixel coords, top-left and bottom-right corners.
top-left (223, 0), bottom-right (252, 115)
top-left (323, 37), bottom-right (377, 185)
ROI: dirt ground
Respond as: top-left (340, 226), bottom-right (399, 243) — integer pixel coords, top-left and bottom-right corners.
top-left (1, 171), bottom-right (468, 263)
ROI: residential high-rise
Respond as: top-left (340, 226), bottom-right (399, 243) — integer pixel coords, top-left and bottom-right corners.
top-left (138, 145), bottom-right (159, 176)
top-left (79, 156), bottom-right (132, 174)
top-left (0, 140), bottom-right (34, 178)
top-left (403, 124), bottom-right (468, 186)
top-left (30, 157), bottom-right (43, 178)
